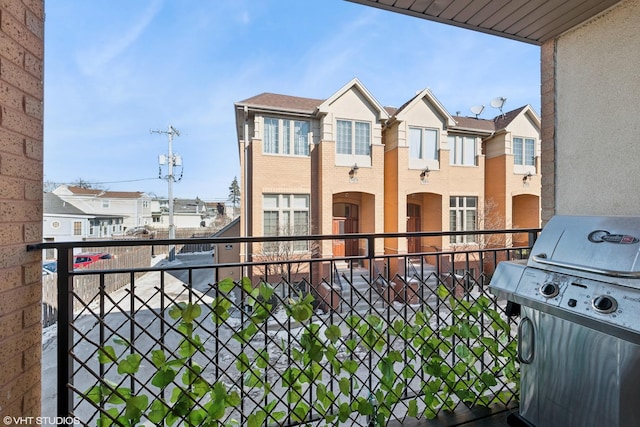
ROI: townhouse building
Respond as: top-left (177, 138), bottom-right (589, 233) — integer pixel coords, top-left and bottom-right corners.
top-left (235, 78), bottom-right (541, 277)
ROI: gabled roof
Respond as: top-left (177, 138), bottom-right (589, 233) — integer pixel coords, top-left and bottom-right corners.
top-left (450, 116), bottom-right (496, 134)
top-left (317, 78), bottom-right (390, 121)
top-left (44, 193), bottom-right (124, 218)
top-left (451, 105), bottom-right (540, 134)
top-left (55, 185), bottom-right (147, 199)
top-left (236, 93), bottom-right (324, 114)
top-left (44, 193), bottom-right (88, 215)
top-left (494, 105), bottom-right (541, 130)
top-left (391, 87), bottom-right (456, 127)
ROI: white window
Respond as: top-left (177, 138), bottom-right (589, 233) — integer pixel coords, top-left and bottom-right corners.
top-left (264, 117), bottom-right (310, 156)
top-left (337, 119), bottom-right (370, 156)
top-left (263, 194), bottom-right (310, 252)
top-left (449, 196), bottom-right (477, 244)
top-left (448, 135), bottom-right (476, 166)
top-left (102, 200), bottom-right (110, 208)
top-left (73, 221), bottom-right (82, 236)
top-left (513, 137), bottom-right (535, 166)
top-left (409, 127), bottom-right (438, 161)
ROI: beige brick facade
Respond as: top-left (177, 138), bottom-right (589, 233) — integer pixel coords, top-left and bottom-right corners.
top-left (0, 0), bottom-right (44, 418)
top-left (235, 79), bottom-right (541, 279)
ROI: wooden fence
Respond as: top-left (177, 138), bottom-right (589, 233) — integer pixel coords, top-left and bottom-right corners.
top-left (42, 245), bottom-right (153, 327)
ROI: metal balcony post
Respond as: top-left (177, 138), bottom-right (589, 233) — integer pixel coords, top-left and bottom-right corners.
top-left (57, 247), bottom-right (74, 420)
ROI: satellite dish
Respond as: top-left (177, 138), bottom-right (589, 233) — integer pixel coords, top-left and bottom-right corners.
top-left (490, 97), bottom-right (507, 117)
top-left (470, 105), bottom-right (484, 118)
top-left (490, 97), bottom-right (506, 109)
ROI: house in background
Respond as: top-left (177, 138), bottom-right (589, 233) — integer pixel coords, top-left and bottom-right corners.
top-left (43, 193), bottom-right (125, 258)
top-left (235, 79), bottom-right (541, 277)
top-left (52, 185), bottom-right (152, 232)
top-left (150, 197), bottom-right (229, 229)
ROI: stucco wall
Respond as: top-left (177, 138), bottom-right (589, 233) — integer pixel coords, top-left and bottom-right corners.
top-left (555, 0), bottom-right (640, 215)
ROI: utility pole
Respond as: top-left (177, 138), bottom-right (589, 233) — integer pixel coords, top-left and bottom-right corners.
top-left (152, 125), bottom-right (182, 261)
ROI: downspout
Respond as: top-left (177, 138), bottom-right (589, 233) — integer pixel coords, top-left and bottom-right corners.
top-left (243, 105), bottom-right (251, 265)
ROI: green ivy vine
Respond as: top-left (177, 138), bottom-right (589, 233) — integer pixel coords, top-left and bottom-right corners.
top-left (83, 276), bottom-right (518, 426)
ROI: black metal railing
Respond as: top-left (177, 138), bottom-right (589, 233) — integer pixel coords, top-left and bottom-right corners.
top-left (30, 228), bottom-right (539, 426)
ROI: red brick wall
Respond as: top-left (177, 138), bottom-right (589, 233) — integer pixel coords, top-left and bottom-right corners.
top-left (0, 0), bottom-right (44, 417)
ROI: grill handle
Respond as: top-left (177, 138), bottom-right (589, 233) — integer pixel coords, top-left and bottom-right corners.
top-left (517, 317), bottom-right (535, 364)
top-left (532, 254), bottom-right (640, 278)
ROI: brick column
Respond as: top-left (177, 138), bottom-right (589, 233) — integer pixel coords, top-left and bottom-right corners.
top-left (0, 0), bottom-right (45, 417)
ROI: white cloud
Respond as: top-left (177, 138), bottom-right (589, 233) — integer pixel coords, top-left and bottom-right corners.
top-left (77, 0), bottom-right (162, 76)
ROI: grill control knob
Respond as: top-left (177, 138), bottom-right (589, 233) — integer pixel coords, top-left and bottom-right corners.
top-left (592, 296), bottom-right (617, 314)
top-left (540, 283), bottom-right (559, 298)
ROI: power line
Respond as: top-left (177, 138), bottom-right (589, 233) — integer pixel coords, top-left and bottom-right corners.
top-left (48, 178), bottom-right (159, 186)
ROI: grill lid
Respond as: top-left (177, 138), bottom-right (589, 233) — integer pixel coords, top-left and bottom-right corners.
top-left (528, 215), bottom-right (640, 281)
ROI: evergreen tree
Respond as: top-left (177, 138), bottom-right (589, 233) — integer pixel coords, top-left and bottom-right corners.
top-left (228, 176), bottom-right (240, 209)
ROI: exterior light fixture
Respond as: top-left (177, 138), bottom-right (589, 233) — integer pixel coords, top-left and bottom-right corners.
top-left (523, 172), bottom-right (533, 183)
top-left (420, 167), bottom-right (430, 179)
top-left (349, 164), bottom-right (359, 177)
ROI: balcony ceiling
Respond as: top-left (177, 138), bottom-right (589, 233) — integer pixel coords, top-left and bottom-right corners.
top-left (346, 0), bottom-right (622, 45)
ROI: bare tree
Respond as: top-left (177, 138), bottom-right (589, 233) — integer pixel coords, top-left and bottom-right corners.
top-left (71, 178), bottom-right (105, 190)
top-left (254, 223), bottom-right (320, 281)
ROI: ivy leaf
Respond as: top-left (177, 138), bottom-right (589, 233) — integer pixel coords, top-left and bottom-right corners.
top-left (178, 334), bottom-right (203, 358)
top-left (408, 398), bottom-right (419, 417)
top-left (211, 296), bottom-right (232, 325)
top-left (85, 385), bottom-right (103, 404)
top-left (124, 395), bottom-right (148, 421)
top-left (324, 324), bottom-right (342, 343)
top-left (98, 346), bottom-right (117, 364)
top-left (343, 359), bottom-right (358, 375)
top-left (255, 348), bottom-right (269, 369)
top-left (148, 399), bottom-right (170, 424)
top-left (437, 284), bottom-right (451, 300)
top-left (236, 352), bottom-right (251, 373)
top-left (338, 402), bottom-right (351, 422)
top-left (217, 277), bottom-right (236, 293)
top-left (151, 366), bottom-right (177, 388)
top-left (338, 377), bottom-right (350, 396)
top-left (291, 401), bottom-right (310, 422)
top-left (240, 277), bottom-right (253, 294)
top-left (232, 323), bottom-right (258, 344)
top-left (182, 303), bottom-right (202, 323)
top-left (151, 349), bottom-right (166, 368)
top-left (117, 354), bottom-right (142, 375)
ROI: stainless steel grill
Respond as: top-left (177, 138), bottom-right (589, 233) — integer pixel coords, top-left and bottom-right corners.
top-left (490, 215), bottom-right (640, 427)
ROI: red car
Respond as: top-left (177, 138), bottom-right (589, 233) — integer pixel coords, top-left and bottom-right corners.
top-left (73, 252), bottom-right (112, 269)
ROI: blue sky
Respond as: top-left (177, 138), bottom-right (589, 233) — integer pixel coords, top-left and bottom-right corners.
top-left (44, 0), bottom-right (540, 201)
